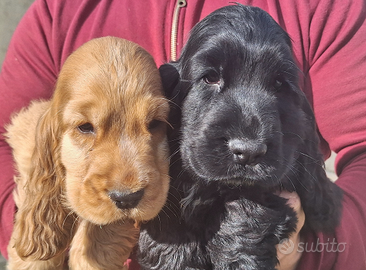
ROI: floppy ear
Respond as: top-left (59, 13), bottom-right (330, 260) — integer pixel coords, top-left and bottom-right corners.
top-left (159, 63), bottom-right (183, 137)
top-left (13, 105), bottom-right (74, 260)
top-left (294, 98), bottom-right (343, 233)
top-left (159, 63), bottom-right (180, 100)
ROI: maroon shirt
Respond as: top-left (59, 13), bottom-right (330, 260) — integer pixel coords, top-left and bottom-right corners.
top-left (1, 0), bottom-right (366, 269)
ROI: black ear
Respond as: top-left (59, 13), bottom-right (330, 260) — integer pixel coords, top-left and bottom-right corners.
top-left (159, 63), bottom-right (191, 139)
top-left (159, 63), bottom-right (181, 133)
top-left (159, 63), bottom-right (180, 100)
top-left (295, 98), bottom-right (343, 233)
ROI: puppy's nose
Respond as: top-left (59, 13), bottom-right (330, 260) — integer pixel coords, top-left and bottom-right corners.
top-left (108, 189), bottom-right (144, 209)
top-left (228, 139), bottom-right (267, 165)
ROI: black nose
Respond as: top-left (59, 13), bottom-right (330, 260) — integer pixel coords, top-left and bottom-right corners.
top-left (108, 189), bottom-right (144, 210)
top-left (228, 139), bottom-right (267, 165)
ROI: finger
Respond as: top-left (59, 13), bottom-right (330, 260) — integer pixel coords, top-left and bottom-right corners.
top-left (278, 191), bottom-right (305, 231)
top-left (276, 192), bottom-right (305, 270)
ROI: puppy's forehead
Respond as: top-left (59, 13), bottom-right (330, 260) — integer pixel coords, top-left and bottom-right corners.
top-left (67, 58), bottom-right (162, 106)
top-left (63, 38), bottom-right (162, 98)
top-left (182, 5), bottom-right (293, 73)
top-left (58, 37), bottom-right (167, 125)
top-left (65, 67), bottom-right (165, 119)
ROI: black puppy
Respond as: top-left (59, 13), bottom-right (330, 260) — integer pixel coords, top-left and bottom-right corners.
top-left (138, 4), bottom-right (342, 270)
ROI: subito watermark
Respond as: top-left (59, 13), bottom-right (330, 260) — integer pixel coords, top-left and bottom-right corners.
top-left (278, 238), bottom-right (347, 255)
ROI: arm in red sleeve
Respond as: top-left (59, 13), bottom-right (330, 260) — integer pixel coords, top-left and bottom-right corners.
top-left (0, 0), bottom-right (59, 258)
top-left (296, 0), bottom-right (366, 269)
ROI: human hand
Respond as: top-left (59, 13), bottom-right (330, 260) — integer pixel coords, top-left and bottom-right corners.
top-left (276, 191), bottom-right (305, 270)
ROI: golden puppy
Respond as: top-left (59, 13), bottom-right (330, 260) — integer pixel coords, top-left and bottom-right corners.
top-left (6, 37), bottom-right (170, 270)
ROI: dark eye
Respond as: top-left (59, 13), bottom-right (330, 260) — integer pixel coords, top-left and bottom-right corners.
top-left (203, 71), bottom-right (221, 85)
top-left (78, 123), bottom-right (94, 134)
top-left (273, 76), bottom-right (285, 91)
top-left (148, 119), bottom-right (164, 131)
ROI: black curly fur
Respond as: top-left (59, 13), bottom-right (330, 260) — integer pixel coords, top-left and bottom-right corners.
top-left (138, 4), bottom-right (343, 270)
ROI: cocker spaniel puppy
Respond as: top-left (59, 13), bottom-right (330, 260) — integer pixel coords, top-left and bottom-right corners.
top-left (6, 37), bottom-right (170, 270)
top-left (138, 5), bottom-right (343, 270)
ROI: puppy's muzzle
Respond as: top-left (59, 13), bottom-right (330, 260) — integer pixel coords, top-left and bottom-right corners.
top-left (109, 189), bottom-right (144, 209)
top-left (228, 139), bottom-right (267, 166)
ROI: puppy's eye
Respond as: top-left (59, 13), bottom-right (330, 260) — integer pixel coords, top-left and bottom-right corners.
top-left (78, 123), bottom-right (94, 134)
top-left (273, 76), bottom-right (285, 91)
top-left (274, 79), bottom-right (283, 88)
top-left (148, 119), bottom-right (164, 131)
top-left (203, 71), bottom-right (221, 85)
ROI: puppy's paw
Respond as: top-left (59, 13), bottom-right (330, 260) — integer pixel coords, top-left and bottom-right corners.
top-left (208, 195), bottom-right (297, 270)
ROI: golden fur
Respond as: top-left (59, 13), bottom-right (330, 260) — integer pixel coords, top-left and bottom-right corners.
top-left (5, 37), bottom-right (170, 270)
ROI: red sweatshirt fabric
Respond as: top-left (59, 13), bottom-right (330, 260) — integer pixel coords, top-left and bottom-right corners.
top-left (1, 0), bottom-right (366, 269)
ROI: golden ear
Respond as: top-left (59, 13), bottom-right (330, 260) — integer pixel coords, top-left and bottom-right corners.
top-left (14, 107), bottom-right (74, 260)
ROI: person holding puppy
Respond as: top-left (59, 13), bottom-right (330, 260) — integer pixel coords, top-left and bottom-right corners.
top-left (0, 0), bottom-right (365, 269)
